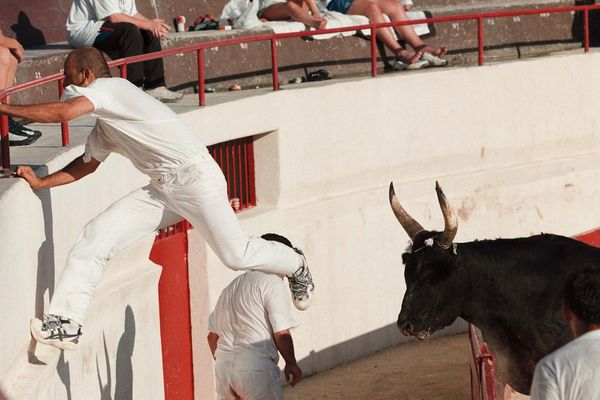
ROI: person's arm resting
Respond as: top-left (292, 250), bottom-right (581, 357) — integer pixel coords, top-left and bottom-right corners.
top-left (273, 329), bottom-right (302, 387)
top-left (0, 96), bottom-right (94, 123)
top-left (17, 154), bottom-right (100, 189)
top-left (207, 332), bottom-right (219, 360)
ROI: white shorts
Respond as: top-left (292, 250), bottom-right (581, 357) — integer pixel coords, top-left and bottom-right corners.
top-left (215, 356), bottom-right (282, 400)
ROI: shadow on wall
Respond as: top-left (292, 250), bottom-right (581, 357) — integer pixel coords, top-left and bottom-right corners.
top-left (34, 164), bottom-right (55, 326)
top-left (10, 12), bottom-right (46, 48)
top-left (296, 319), bottom-right (468, 377)
top-left (94, 306), bottom-right (137, 400)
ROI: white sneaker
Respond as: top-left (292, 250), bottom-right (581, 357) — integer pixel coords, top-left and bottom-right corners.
top-left (145, 86), bottom-right (184, 103)
top-left (30, 315), bottom-right (82, 351)
top-left (287, 249), bottom-right (314, 311)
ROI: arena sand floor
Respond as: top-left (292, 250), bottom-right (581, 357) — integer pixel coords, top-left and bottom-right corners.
top-left (284, 333), bottom-right (470, 400)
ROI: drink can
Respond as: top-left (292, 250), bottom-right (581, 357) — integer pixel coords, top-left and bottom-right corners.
top-left (176, 16), bottom-right (186, 32)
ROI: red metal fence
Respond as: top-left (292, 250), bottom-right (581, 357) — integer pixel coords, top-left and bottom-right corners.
top-left (469, 324), bottom-right (497, 400)
top-left (2, 4), bottom-right (600, 169)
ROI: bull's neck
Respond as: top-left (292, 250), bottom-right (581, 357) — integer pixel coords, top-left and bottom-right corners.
top-left (454, 242), bottom-right (506, 330)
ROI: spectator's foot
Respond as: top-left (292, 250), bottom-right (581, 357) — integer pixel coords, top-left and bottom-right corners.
top-left (393, 50), bottom-right (428, 71)
top-left (414, 44), bottom-right (447, 57)
top-left (287, 248), bottom-right (314, 311)
top-left (30, 314), bottom-right (82, 351)
top-left (421, 52), bottom-right (448, 67)
top-left (145, 86), bottom-right (184, 103)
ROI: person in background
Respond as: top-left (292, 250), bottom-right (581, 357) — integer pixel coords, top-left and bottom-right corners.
top-left (66, 0), bottom-right (183, 102)
top-left (530, 268), bottom-right (600, 400)
top-left (208, 233), bottom-right (303, 400)
top-left (0, 26), bottom-right (41, 145)
top-left (325, 0), bottom-right (447, 69)
top-left (260, 0), bottom-right (327, 29)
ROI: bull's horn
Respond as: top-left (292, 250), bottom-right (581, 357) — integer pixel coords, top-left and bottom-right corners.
top-left (435, 181), bottom-right (458, 249)
top-left (389, 182), bottom-right (425, 239)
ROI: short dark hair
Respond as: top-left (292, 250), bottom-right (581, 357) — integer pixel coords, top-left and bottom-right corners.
top-left (563, 268), bottom-right (600, 324)
top-left (261, 233), bottom-right (293, 248)
top-left (65, 47), bottom-right (111, 78)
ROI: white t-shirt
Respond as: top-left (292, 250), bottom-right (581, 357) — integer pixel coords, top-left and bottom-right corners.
top-left (209, 271), bottom-right (298, 362)
top-left (531, 330), bottom-right (600, 400)
top-left (61, 78), bottom-right (207, 181)
top-left (66, 0), bottom-right (138, 48)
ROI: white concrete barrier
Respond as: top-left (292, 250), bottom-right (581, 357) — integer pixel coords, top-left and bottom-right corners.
top-left (2, 49), bottom-right (600, 399)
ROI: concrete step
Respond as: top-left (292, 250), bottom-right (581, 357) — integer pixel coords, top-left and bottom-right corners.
top-left (7, 0), bottom-right (589, 104)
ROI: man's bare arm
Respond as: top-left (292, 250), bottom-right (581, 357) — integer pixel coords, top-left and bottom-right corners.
top-left (273, 329), bottom-right (302, 386)
top-left (106, 13), bottom-right (170, 37)
top-left (0, 96), bottom-right (94, 123)
top-left (207, 332), bottom-right (219, 359)
top-left (16, 155), bottom-right (101, 189)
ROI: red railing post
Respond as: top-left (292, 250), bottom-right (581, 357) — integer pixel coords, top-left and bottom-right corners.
top-left (370, 27), bottom-right (378, 77)
top-left (270, 38), bottom-right (279, 91)
top-left (119, 63), bottom-right (127, 79)
top-left (584, 7), bottom-right (590, 53)
top-left (197, 48), bottom-right (206, 107)
top-left (58, 78), bottom-right (70, 146)
top-left (0, 96), bottom-right (9, 169)
top-left (478, 16), bottom-right (484, 65)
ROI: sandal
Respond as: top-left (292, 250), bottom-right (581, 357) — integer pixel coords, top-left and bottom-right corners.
top-left (414, 44), bottom-right (447, 57)
top-left (421, 52), bottom-right (448, 67)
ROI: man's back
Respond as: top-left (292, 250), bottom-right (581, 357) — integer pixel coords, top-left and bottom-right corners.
top-left (62, 78), bottom-right (206, 178)
top-left (209, 271), bottom-right (297, 362)
top-left (531, 330), bottom-right (600, 399)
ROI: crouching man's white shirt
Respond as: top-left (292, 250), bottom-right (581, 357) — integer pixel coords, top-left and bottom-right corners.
top-left (209, 271), bottom-right (298, 362)
top-left (531, 330), bottom-right (600, 400)
top-left (209, 271), bottom-right (298, 400)
top-left (61, 78), bottom-right (207, 180)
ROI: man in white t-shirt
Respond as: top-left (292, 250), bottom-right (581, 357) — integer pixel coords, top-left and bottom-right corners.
top-left (0, 47), bottom-right (314, 350)
top-left (208, 234), bottom-right (303, 399)
top-left (530, 268), bottom-right (600, 400)
top-left (66, 0), bottom-right (182, 102)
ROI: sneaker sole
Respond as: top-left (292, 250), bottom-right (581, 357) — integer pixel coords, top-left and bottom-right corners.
top-left (30, 318), bottom-right (78, 351)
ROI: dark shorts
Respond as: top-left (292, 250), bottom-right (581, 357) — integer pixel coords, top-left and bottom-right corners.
top-left (326, 0), bottom-right (353, 14)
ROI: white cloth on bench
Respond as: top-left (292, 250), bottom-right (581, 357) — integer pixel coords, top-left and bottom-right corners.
top-left (220, 0), bottom-right (430, 39)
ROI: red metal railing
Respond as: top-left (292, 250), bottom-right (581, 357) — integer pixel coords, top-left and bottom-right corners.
top-left (469, 323), bottom-right (497, 400)
top-left (2, 3), bottom-right (600, 169)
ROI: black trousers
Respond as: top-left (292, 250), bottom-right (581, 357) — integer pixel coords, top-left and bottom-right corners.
top-left (93, 21), bottom-right (165, 89)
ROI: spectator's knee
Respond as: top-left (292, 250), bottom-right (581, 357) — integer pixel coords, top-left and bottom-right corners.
top-left (120, 23), bottom-right (144, 41)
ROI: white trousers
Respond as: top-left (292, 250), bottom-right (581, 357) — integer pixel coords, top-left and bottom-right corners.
top-left (49, 152), bottom-right (302, 325)
top-left (215, 356), bottom-right (283, 400)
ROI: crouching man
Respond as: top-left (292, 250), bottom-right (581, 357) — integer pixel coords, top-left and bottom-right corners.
top-left (208, 234), bottom-right (303, 400)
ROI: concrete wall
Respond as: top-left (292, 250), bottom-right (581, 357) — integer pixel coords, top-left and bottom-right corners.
top-left (183, 51), bottom-right (600, 398)
top-left (2, 50), bottom-right (600, 398)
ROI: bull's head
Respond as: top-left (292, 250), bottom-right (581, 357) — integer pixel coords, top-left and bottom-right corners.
top-left (390, 181), bottom-right (466, 340)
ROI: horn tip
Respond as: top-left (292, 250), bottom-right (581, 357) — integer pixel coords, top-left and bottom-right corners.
top-left (435, 181), bottom-right (442, 192)
top-left (389, 182), bottom-right (395, 198)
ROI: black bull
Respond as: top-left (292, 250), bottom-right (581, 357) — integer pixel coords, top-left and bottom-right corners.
top-left (389, 182), bottom-right (600, 394)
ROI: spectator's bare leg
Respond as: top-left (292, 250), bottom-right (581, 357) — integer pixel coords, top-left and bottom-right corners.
top-left (377, 0), bottom-right (446, 56)
top-left (0, 46), bottom-right (18, 90)
top-left (347, 0), bottom-right (420, 63)
top-left (261, 0), bottom-right (326, 29)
